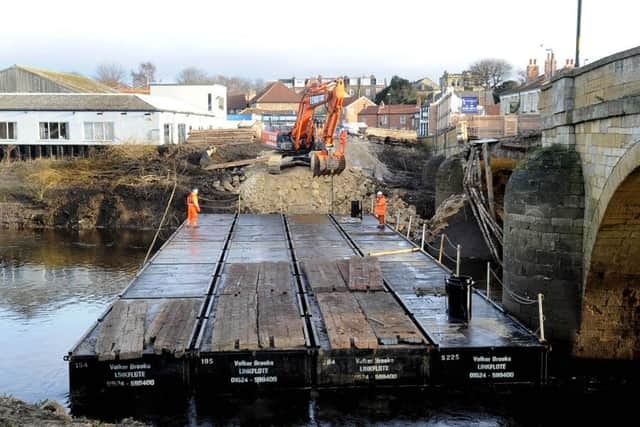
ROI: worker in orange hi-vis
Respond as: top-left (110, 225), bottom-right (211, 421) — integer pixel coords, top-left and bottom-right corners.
top-left (187, 188), bottom-right (201, 227)
top-left (375, 191), bottom-right (386, 229)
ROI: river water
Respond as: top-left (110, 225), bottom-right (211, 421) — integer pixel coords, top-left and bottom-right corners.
top-left (0, 228), bottom-right (633, 426)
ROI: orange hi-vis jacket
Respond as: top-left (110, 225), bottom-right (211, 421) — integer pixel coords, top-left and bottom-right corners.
top-left (375, 195), bottom-right (386, 217)
top-left (187, 192), bottom-right (200, 211)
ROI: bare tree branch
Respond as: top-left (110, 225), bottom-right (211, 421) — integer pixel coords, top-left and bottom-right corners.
top-left (95, 63), bottom-right (127, 89)
top-left (469, 58), bottom-right (513, 89)
top-left (131, 62), bottom-right (157, 88)
top-left (176, 67), bottom-right (214, 84)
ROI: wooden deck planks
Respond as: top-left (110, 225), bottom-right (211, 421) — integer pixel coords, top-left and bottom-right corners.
top-left (219, 263), bottom-right (260, 295)
top-left (96, 300), bottom-right (147, 361)
top-left (301, 260), bottom-right (348, 292)
top-left (211, 292), bottom-right (259, 351)
top-left (316, 292), bottom-right (379, 349)
top-left (146, 299), bottom-right (201, 357)
top-left (348, 256), bottom-right (385, 291)
top-left (354, 293), bottom-right (424, 345)
top-left (210, 262), bottom-right (306, 351)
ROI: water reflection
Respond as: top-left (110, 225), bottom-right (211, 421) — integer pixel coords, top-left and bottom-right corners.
top-left (0, 228), bottom-right (155, 403)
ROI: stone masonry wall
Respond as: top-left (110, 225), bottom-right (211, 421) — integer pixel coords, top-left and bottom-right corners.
top-left (503, 146), bottom-right (584, 345)
top-left (539, 46), bottom-right (640, 277)
top-left (435, 156), bottom-right (464, 208)
top-left (421, 155), bottom-right (445, 218)
top-left (537, 45), bottom-right (640, 358)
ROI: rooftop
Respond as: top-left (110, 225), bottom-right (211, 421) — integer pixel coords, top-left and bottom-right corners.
top-left (251, 81), bottom-right (301, 104)
top-left (0, 93), bottom-right (217, 116)
top-left (6, 65), bottom-right (116, 93)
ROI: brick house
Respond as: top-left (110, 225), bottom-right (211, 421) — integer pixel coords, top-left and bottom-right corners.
top-left (227, 93), bottom-right (249, 114)
top-left (343, 96), bottom-right (376, 123)
top-left (358, 104), bottom-right (419, 130)
top-left (249, 81), bottom-right (301, 111)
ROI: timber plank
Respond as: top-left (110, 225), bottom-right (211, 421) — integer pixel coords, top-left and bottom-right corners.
top-left (354, 293), bottom-right (424, 345)
top-left (219, 263), bottom-right (260, 295)
top-left (316, 292), bottom-right (378, 349)
top-left (211, 262), bottom-right (306, 351)
top-left (301, 260), bottom-right (347, 293)
top-left (348, 256), bottom-right (385, 291)
top-left (211, 292), bottom-right (259, 351)
top-left (96, 300), bottom-right (147, 361)
top-left (259, 261), bottom-right (292, 293)
top-left (258, 290), bottom-right (305, 349)
top-left (146, 299), bottom-right (200, 357)
top-left (257, 261), bottom-right (304, 348)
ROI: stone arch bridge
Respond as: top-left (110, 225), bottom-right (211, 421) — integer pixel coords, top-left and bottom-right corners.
top-left (503, 46), bottom-right (640, 359)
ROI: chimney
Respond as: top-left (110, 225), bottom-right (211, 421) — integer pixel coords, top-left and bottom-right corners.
top-left (544, 52), bottom-right (557, 79)
top-left (565, 58), bottom-right (575, 70)
top-left (526, 58), bottom-right (540, 82)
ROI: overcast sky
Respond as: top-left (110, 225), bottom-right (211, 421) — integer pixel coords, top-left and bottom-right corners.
top-left (1, 0), bottom-right (639, 85)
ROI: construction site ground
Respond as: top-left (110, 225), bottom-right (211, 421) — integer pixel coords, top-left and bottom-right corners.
top-left (0, 135), bottom-right (434, 238)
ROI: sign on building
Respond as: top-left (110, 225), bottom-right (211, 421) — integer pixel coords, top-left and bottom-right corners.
top-left (461, 96), bottom-right (479, 114)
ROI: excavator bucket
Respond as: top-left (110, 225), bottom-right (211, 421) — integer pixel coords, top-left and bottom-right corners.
top-left (311, 129), bottom-right (348, 176)
top-left (311, 151), bottom-right (346, 177)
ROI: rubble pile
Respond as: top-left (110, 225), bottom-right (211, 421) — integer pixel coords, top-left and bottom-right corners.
top-left (238, 161), bottom-right (429, 242)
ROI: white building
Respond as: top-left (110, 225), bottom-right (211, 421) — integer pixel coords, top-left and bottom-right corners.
top-left (499, 76), bottom-right (544, 115)
top-left (0, 93), bottom-right (226, 147)
top-left (150, 84), bottom-right (227, 119)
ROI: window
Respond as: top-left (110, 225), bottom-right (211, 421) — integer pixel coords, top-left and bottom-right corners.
top-left (0, 122), bottom-right (17, 140)
top-left (217, 96), bottom-right (224, 111)
top-left (178, 124), bottom-right (186, 143)
top-left (399, 115), bottom-right (407, 125)
top-left (379, 115), bottom-right (388, 126)
top-left (208, 93), bottom-right (212, 111)
top-left (84, 122), bottom-right (114, 141)
top-left (39, 122), bottom-right (68, 140)
top-left (365, 88), bottom-right (371, 97)
top-left (164, 124), bottom-right (173, 143)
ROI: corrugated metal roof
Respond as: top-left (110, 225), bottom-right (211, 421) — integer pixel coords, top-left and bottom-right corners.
top-left (0, 93), bottom-right (216, 115)
top-left (16, 65), bottom-right (117, 93)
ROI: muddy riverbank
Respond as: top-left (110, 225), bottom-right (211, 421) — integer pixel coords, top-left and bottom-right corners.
top-left (0, 396), bottom-right (147, 426)
top-left (0, 143), bottom-right (264, 230)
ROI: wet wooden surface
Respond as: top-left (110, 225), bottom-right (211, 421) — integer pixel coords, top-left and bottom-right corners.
top-left (316, 292), bottom-right (379, 349)
top-left (96, 300), bottom-right (147, 361)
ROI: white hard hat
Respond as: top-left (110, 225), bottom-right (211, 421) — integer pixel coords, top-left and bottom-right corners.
top-left (192, 188), bottom-right (198, 193)
top-left (377, 191), bottom-right (383, 196)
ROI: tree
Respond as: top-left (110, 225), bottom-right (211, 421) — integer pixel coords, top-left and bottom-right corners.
top-left (95, 63), bottom-right (127, 89)
top-left (131, 62), bottom-right (157, 88)
top-left (176, 67), bottom-right (213, 84)
top-left (469, 58), bottom-right (513, 89)
top-left (374, 76), bottom-right (418, 105)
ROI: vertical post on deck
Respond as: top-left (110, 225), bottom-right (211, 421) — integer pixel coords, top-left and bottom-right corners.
top-left (486, 262), bottom-right (491, 299)
top-left (438, 234), bottom-right (445, 264)
top-left (395, 213), bottom-right (400, 231)
top-left (456, 244), bottom-right (461, 276)
top-left (421, 223), bottom-right (426, 251)
top-left (406, 216), bottom-right (412, 239)
top-left (538, 293), bottom-right (546, 342)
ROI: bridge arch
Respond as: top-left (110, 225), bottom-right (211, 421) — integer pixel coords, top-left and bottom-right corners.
top-left (576, 140), bottom-right (640, 359)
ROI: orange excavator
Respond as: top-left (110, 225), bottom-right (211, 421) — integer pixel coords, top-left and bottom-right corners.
top-left (267, 78), bottom-right (347, 176)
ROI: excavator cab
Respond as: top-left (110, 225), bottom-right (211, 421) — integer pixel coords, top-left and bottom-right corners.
top-left (267, 78), bottom-right (348, 177)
